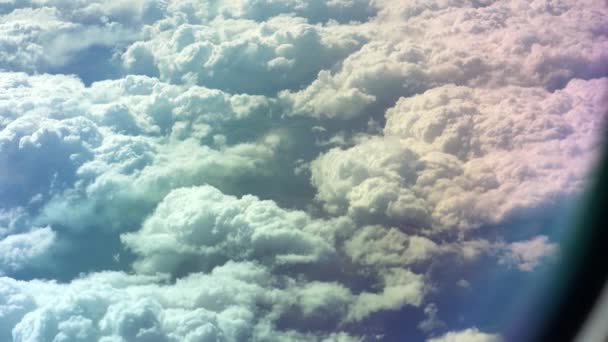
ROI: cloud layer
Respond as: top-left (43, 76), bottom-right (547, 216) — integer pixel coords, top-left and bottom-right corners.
top-left (0, 0), bottom-right (606, 340)
top-left (311, 78), bottom-right (607, 231)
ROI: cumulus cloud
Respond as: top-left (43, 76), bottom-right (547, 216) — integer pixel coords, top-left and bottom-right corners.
top-left (1, 263), bottom-right (319, 342)
top-left (0, 227), bottom-right (56, 276)
top-left (121, 185), bottom-right (335, 274)
top-left (0, 71), bottom-right (324, 283)
top-left (311, 78), bottom-right (607, 231)
top-left (0, 0), bottom-right (605, 340)
top-left (418, 303), bottom-right (446, 333)
top-left (122, 15), bottom-right (368, 94)
top-left (456, 279), bottom-right (471, 289)
top-left (179, 0), bottom-right (376, 23)
top-left (433, 235), bottom-right (561, 273)
top-left (121, 184), bottom-right (429, 324)
top-left (0, 114), bottom-right (101, 207)
top-left (0, 259), bottom-right (422, 341)
top-left (427, 327), bottom-right (501, 342)
top-left (499, 235), bottom-right (559, 272)
top-left (284, 0), bottom-right (607, 119)
top-left (0, 71), bottom-right (290, 227)
top-left (344, 225), bottom-right (438, 268)
top-left (0, 5), bottom-right (145, 76)
top-left (347, 267), bottom-right (425, 322)
top-left (280, 40), bottom-right (426, 119)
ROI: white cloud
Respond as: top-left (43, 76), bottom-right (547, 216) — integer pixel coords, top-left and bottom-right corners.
top-left (4, 264), bottom-right (270, 341)
top-left (0, 71), bottom-right (280, 140)
top-left (0, 208), bottom-right (31, 239)
top-left (0, 6), bottom-right (142, 73)
top-left (427, 327), bottom-right (501, 342)
top-left (0, 72), bottom-right (308, 281)
top-left (0, 0), bottom-right (605, 340)
top-left (344, 225), bottom-right (438, 268)
top-left (0, 112), bottom-right (102, 207)
top-left (348, 267), bottom-right (426, 322)
top-left (0, 72), bottom-right (290, 232)
top-left (1, 259), bottom-right (411, 341)
top-left (121, 185), bottom-right (428, 324)
top-left (37, 134), bottom-right (286, 238)
top-left (418, 303), bottom-right (445, 333)
top-left (499, 235), bottom-right (559, 272)
top-left (284, 0), bottom-right (608, 119)
top-left (122, 15), bottom-right (368, 94)
top-left (121, 185), bottom-right (336, 274)
top-left (456, 279), bottom-right (471, 289)
top-left (311, 78), bottom-right (607, 231)
top-left (310, 136), bottom-right (428, 225)
top-left (0, 227), bottom-right (56, 276)
top-left (187, 0), bottom-right (376, 23)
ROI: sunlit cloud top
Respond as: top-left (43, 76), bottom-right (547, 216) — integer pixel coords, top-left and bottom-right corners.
top-left (0, 1), bottom-right (606, 341)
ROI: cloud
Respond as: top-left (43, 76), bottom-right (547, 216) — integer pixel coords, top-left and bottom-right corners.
top-left (0, 72), bottom-right (304, 279)
top-left (344, 225), bottom-right (438, 268)
top-left (122, 15), bottom-right (368, 94)
top-left (311, 78), bottom-right (607, 231)
top-left (0, 208), bottom-right (31, 238)
top-left (121, 185), bottom-right (336, 275)
top-left (2, 263), bottom-right (277, 342)
top-left (418, 303), bottom-right (446, 333)
top-left (0, 6), bottom-right (143, 75)
top-left (0, 0), bottom-right (605, 340)
top-left (183, 0), bottom-right (376, 23)
top-left (0, 227), bottom-right (56, 276)
top-left (0, 112), bottom-right (102, 207)
top-left (0, 71), bottom-right (290, 229)
top-left (499, 235), bottom-right (559, 272)
top-left (456, 279), bottom-right (471, 289)
top-left (0, 71), bottom-right (280, 141)
top-left (2, 264), bottom-right (247, 341)
top-left (1, 259), bottom-right (419, 341)
top-left (283, 0), bottom-right (607, 119)
top-left (427, 327), bottom-right (501, 342)
top-left (40, 135), bottom-right (283, 230)
top-left (122, 184), bottom-right (428, 324)
top-left (347, 267), bottom-right (426, 322)
top-left (280, 40), bottom-right (426, 119)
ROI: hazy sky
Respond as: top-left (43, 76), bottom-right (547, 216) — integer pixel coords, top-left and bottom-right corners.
top-left (0, 1), bottom-right (606, 341)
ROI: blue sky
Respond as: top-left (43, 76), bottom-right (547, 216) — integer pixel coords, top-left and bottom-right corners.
top-left (0, 1), bottom-right (606, 341)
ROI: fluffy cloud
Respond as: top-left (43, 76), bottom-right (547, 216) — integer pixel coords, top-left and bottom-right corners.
top-left (0, 71), bottom-right (307, 279)
top-left (347, 267), bottom-right (425, 322)
top-left (344, 225), bottom-right (438, 268)
top-left (311, 136), bottom-right (428, 226)
top-left (41, 135), bottom-right (284, 232)
top-left (283, 0), bottom-right (607, 119)
top-left (311, 78), bottom-right (607, 231)
top-left (121, 185), bottom-right (336, 274)
top-left (0, 71), bottom-right (290, 229)
top-left (418, 303), bottom-right (445, 333)
top-left (1, 263), bottom-right (309, 342)
top-left (0, 113), bottom-right (102, 207)
top-left (122, 15), bottom-right (368, 94)
top-left (0, 5), bottom-right (144, 76)
top-left (0, 0), bottom-right (606, 340)
top-left (172, 0), bottom-right (376, 23)
top-left (427, 328), bottom-right (501, 342)
top-left (499, 235), bottom-right (558, 272)
top-left (0, 71), bottom-right (279, 141)
top-left (0, 227), bottom-right (56, 276)
top-left (0, 259), bottom-right (422, 341)
top-left (122, 184), bottom-right (429, 323)
top-left (280, 40), bottom-right (426, 119)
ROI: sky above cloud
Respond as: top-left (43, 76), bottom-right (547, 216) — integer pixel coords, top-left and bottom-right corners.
top-left (0, 0), bottom-right (606, 341)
